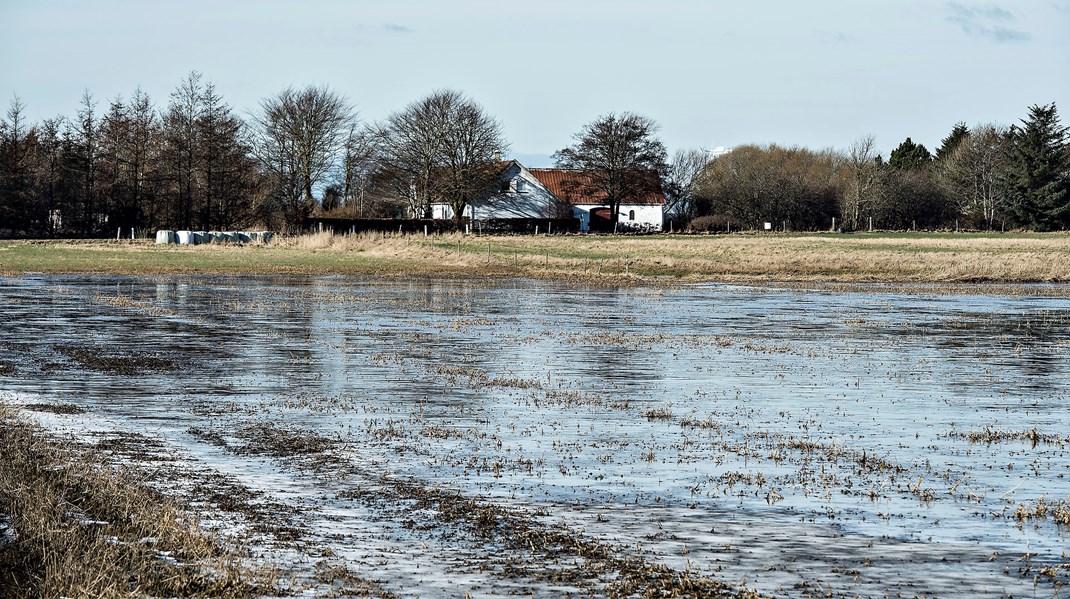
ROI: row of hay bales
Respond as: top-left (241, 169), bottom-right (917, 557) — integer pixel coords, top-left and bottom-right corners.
top-left (155, 230), bottom-right (273, 245)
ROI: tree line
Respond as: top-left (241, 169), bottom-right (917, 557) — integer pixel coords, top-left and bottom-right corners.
top-left (0, 73), bottom-right (511, 237)
top-left (680, 104), bottom-right (1070, 232)
top-left (1, 71), bottom-right (1067, 236)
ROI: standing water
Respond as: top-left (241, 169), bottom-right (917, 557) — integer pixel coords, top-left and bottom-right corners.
top-left (1, 275), bottom-right (1069, 597)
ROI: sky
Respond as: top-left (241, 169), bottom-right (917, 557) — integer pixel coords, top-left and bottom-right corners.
top-left (2, 0), bottom-right (1069, 166)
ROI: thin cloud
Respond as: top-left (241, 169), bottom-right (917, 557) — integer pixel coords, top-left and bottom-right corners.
top-left (819, 31), bottom-right (854, 43)
top-left (945, 2), bottom-right (1031, 42)
top-left (384, 23), bottom-right (413, 34)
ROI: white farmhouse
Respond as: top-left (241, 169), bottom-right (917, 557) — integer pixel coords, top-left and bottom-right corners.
top-left (431, 161), bottom-right (557, 220)
top-left (431, 160), bottom-right (665, 232)
top-left (527, 168), bottom-right (664, 233)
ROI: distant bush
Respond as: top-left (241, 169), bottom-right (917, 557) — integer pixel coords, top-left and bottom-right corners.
top-left (688, 215), bottom-right (732, 233)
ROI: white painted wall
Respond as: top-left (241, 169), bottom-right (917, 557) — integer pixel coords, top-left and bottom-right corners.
top-left (429, 162), bottom-right (664, 232)
top-left (571, 203), bottom-right (663, 232)
top-left (432, 163), bottom-right (555, 221)
top-left (474, 164), bottom-right (555, 219)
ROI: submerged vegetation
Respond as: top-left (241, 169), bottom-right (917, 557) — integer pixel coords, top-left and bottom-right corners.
top-left (2, 263), bottom-right (1070, 595)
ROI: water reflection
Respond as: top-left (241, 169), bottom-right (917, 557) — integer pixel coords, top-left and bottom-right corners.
top-left (2, 274), bottom-right (1070, 597)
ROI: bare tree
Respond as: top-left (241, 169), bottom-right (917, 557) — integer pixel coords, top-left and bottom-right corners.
top-left (0, 95), bottom-right (34, 234)
top-left (75, 90), bottom-right (99, 235)
top-left (36, 116), bottom-right (66, 235)
top-left (98, 95), bottom-right (131, 229)
top-left (161, 71), bottom-right (204, 229)
top-left (339, 126), bottom-right (376, 217)
top-left (372, 90), bottom-right (460, 218)
top-left (841, 134), bottom-right (880, 230)
top-left (553, 112), bottom-right (668, 232)
top-left (127, 88), bottom-right (158, 229)
top-left (662, 148), bottom-right (708, 223)
top-left (255, 85), bottom-right (354, 229)
top-left (436, 92), bottom-right (509, 223)
top-left (198, 82), bottom-right (256, 230)
top-left (692, 144), bottom-right (841, 230)
top-left (938, 124), bottom-right (1010, 229)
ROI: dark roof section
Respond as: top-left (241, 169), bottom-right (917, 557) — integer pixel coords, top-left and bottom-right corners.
top-left (527, 168), bottom-right (666, 206)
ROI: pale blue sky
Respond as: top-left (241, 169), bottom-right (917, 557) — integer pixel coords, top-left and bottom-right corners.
top-left (2, 0), bottom-right (1068, 164)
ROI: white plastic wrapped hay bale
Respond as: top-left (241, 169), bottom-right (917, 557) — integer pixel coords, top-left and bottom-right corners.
top-left (155, 230), bottom-right (175, 244)
top-left (237, 232), bottom-right (252, 243)
top-left (223, 232), bottom-right (238, 243)
top-left (193, 231), bottom-right (208, 244)
top-left (260, 231), bottom-right (273, 244)
top-left (176, 230), bottom-right (193, 245)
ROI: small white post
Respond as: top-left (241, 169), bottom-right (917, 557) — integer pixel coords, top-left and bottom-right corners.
top-left (116, 227), bottom-right (121, 240)
top-left (535, 225), bottom-right (539, 236)
top-left (424, 225), bottom-right (428, 237)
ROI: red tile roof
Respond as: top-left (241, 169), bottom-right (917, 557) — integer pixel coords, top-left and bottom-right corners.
top-left (528, 168), bottom-right (666, 206)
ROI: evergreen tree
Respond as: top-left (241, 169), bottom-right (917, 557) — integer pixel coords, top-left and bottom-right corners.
top-left (1001, 103), bottom-right (1070, 231)
top-left (889, 137), bottom-right (932, 170)
top-left (936, 123), bottom-right (969, 162)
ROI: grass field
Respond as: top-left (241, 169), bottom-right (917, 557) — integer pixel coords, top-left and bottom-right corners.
top-left (2, 231), bottom-right (1070, 285)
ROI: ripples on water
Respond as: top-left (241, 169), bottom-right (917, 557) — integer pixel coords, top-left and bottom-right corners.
top-left (2, 275), bottom-right (1069, 597)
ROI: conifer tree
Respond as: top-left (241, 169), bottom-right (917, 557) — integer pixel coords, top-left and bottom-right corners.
top-left (1001, 103), bottom-right (1070, 230)
top-left (889, 137), bottom-right (932, 170)
top-left (936, 123), bottom-right (969, 162)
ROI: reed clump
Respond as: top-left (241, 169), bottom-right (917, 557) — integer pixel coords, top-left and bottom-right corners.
top-left (1011, 496), bottom-right (1070, 525)
top-left (0, 404), bottom-right (275, 598)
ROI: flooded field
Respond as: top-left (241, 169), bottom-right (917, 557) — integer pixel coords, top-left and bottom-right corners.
top-left (2, 274), bottom-right (1069, 597)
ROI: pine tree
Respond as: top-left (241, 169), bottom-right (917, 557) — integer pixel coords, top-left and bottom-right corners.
top-left (1001, 103), bottom-right (1070, 231)
top-left (936, 123), bottom-right (969, 162)
top-left (889, 137), bottom-right (932, 170)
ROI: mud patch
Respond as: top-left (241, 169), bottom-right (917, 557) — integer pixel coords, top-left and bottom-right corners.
top-left (56, 344), bottom-right (177, 375)
top-left (21, 402), bottom-right (85, 415)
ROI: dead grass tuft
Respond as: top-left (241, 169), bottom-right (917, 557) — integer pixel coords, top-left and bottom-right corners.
top-left (0, 403), bottom-right (277, 598)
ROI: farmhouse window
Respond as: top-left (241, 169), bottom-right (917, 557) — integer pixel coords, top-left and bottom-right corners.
top-left (629, 210), bottom-right (635, 221)
top-left (516, 179), bottom-right (526, 193)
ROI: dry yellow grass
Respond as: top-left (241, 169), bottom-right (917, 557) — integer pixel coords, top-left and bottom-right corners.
top-left (0, 404), bottom-right (276, 598)
top-left (3, 231), bottom-right (1070, 285)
